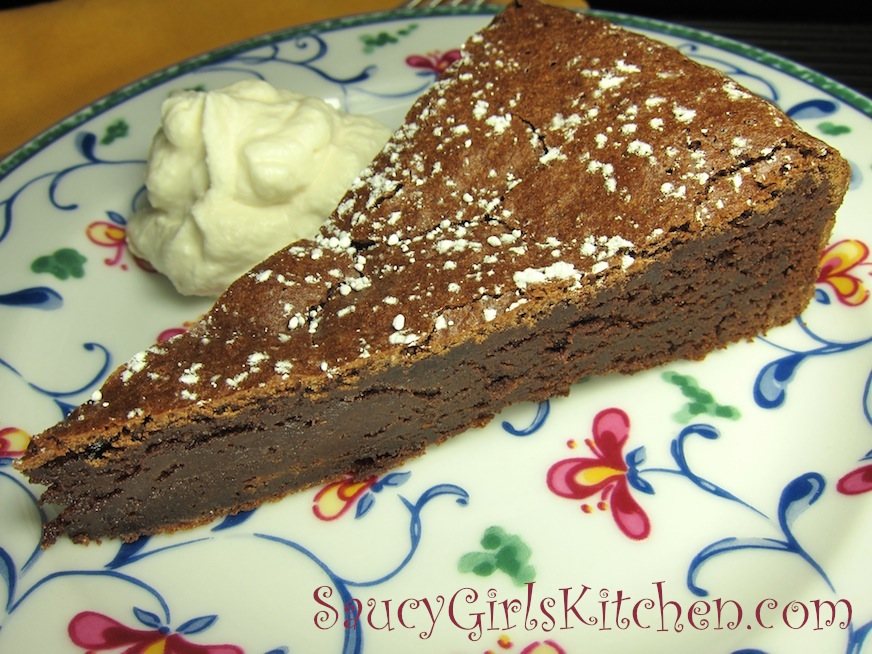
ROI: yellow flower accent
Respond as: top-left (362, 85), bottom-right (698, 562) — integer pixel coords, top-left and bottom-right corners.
top-left (817, 239), bottom-right (870, 306)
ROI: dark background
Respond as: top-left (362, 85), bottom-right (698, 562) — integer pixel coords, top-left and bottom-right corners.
top-left (590, 1), bottom-right (872, 100)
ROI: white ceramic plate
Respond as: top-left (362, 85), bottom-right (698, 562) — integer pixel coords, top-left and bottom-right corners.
top-left (1, 8), bottom-right (870, 654)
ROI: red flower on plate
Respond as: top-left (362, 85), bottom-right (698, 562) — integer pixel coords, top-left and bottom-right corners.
top-left (836, 458), bottom-right (872, 496)
top-left (68, 611), bottom-right (243, 654)
top-left (519, 640), bottom-right (567, 654)
top-left (312, 471), bottom-right (410, 521)
top-left (816, 239), bottom-right (871, 306)
top-left (158, 319), bottom-right (200, 343)
top-left (483, 633), bottom-right (566, 654)
top-left (406, 49), bottom-right (462, 76)
top-left (0, 426), bottom-right (29, 460)
top-left (546, 408), bottom-right (651, 540)
top-left (313, 475), bottom-right (378, 520)
top-left (86, 213), bottom-right (155, 272)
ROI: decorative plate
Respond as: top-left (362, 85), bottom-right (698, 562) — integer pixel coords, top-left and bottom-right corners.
top-left (1, 7), bottom-right (870, 654)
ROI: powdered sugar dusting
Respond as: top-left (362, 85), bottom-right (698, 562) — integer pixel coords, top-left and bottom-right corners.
top-left (121, 351), bottom-right (149, 383)
top-left (92, 3), bottom-right (798, 404)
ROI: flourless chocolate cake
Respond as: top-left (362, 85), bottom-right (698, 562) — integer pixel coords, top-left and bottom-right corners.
top-left (18, 0), bottom-right (851, 544)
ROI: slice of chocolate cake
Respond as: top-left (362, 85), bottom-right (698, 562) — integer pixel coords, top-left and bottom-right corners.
top-left (18, 0), bottom-right (850, 545)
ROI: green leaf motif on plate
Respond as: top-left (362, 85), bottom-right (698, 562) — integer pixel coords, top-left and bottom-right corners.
top-left (100, 119), bottom-right (130, 145)
top-left (662, 371), bottom-right (741, 423)
top-left (360, 23), bottom-right (418, 54)
top-left (31, 248), bottom-right (87, 280)
top-left (818, 121), bottom-right (851, 136)
top-left (458, 526), bottom-right (535, 586)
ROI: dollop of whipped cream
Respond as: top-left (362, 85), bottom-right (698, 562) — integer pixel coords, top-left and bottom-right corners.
top-left (126, 79), bottom-right (392, 296)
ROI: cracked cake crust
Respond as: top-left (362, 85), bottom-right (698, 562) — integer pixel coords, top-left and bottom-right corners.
top-left (19, 0), bottom-right (850, 544)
